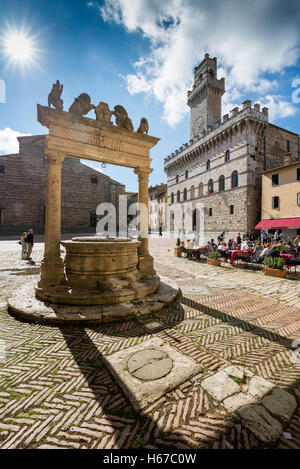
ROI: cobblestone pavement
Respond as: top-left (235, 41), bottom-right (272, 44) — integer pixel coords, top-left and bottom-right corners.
top-left (0, 239), bottom-right (300, 449)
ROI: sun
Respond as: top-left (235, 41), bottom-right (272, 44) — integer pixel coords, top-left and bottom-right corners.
top-left (1, 26), bottom-right (39, 71)
top-left (4, 31), bottom-right (34, 63)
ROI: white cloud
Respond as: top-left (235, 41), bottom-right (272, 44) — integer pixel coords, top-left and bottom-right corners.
top-left (99, 0), bottom-right (300, 126)
top-left (258, 95), bottom-right (298, 120)
top-left (0, 128), bottom-right (31, 155)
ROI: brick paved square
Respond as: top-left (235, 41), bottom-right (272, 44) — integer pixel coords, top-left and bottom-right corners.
top-left (0, 237), bottom-right (300, 449)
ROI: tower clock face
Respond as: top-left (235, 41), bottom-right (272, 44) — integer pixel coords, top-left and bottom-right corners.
top-left (192, 116), bottom-right (204, 136)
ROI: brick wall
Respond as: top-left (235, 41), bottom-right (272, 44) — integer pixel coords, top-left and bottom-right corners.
top-left (0, 136), bottom-right (125, 235)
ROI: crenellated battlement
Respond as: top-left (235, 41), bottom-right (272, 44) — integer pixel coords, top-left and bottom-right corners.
top-left (164, 99), bottom-right (268, 169)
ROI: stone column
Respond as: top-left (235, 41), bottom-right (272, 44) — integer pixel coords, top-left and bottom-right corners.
top-left (38, 152), bottom-right (65, 289)
top-left (134, 167), bottom-right (156, 277)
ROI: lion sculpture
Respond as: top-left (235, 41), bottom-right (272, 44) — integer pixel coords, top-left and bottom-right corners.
top-left (69, 93), bottom-right (95, 116)
top-left (112, 105), bottom-right (134, 131)
top-left (137, 117), bottom-right (149, 135)
top-left (48, 80), bottom-right (63, 111)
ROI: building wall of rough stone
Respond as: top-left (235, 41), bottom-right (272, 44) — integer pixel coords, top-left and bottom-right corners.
top-left (0, 136), bottom-right (125, 235)
top-left (265, 124), bottom-right (299, 171)
top-left (165, 128), bottom-right (254, 240)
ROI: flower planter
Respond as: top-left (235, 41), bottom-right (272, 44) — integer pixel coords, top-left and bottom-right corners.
top-left (264, 267), bottom-right (286, 278)
top-left (207, 258), bottom-right (221, 267)
top-left (174, 247), bottom-right (181, 257)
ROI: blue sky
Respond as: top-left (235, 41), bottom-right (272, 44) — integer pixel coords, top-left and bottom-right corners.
top-left (0, 0), bottom-right (299, 192)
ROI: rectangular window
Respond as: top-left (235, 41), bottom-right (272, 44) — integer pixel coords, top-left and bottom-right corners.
top-left (297, 168), bottom-right (300, 181)
top-left (0, 165), bottom-right (5, 174)
top-left (230, 205), bottom-right (234, 214)
top-left (90, 213), bottom-right (97, 227)
top-left (272, 174), bottom-right (279, 186)
top-left (287, 140), bottom-right (290, 152)
top-left (272, 196), bottom-right (279, 209)
top-left (91, 177), bottom-right (98, 184)
top-left (209, 208), bottom-right (212, 217)
top-left (298, 193), bottom-right (300, 207)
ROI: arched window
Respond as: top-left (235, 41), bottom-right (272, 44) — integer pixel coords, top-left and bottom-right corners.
top-left (171, 192), bottom-right (174, 204)
top-left (219, 175), bottom-right (225, 192)
top-left (190, 185), bottom-right (195, 199)
top-left (225, 150), bottom-right (230, 162)
top-left (232, 171), bottom-right (239, 188)
top-left (177, 190), bottom-right (180, 202)
top-left (185, 170), bottom-right (188, 179)
top-left (183, 188), bottom-right (187, 201)
top-left (198, 183), bottom-right (203, 197)
top-left (176, 175), bottom-right (179, 183)
top-left (208, 179), bottom-right (214, 194)
top-left (206, 159), bottom-right (211, 170)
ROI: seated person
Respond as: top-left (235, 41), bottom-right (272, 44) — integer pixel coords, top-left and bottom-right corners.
top-left (241, 240), bottom-right (250, 251)
top-left (210, 239), bottom-right (217, 250)
top-left (217, 241), bottom-right (227, 258)
top-left (269, 246), bottom-right (280, 258)
top-left (180, 241), bottom-right (188, 258)
top-left (191, 238), bottom-right (198, 248)
top-left (260, 243), bottom-right (272, 261)
top-left (251, 242), bottom-right (262, 261)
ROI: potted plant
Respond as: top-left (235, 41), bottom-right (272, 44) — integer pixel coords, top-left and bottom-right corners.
top-left (174, 238), bottom-right (181, 257)
top-left (207, 251), bottom-right (221, 267)
top-left (264, 256), bottom-right (286, 278)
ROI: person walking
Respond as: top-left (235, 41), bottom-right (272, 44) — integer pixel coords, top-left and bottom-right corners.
top-left (159, 225), bottom-right (162, 237)
top-left (20, 232), bottom-right (28, 259)
top-left (26, 229), bottom-right (34, 260)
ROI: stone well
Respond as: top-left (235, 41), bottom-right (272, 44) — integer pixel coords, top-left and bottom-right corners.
top-left (35, 236), bottom-right (161, 307)
top-left (9, 235), bottom-right (178, 324)
top-left (62, 237), bottom-right (141, 290)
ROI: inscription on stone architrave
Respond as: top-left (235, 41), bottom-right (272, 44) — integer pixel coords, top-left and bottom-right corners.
top-left (87, 134), bottom-right (122, 152)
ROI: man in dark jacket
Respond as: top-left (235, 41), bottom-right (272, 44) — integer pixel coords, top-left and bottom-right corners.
top-left (26, 229), bottom-right (34, 259)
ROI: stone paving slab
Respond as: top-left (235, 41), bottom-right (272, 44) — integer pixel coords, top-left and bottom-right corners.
top-left (103, 338), bottom-right (201, 411)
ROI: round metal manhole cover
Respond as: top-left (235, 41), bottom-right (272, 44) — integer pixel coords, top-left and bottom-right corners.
top-left (127, 349), bottom-right (173, 381)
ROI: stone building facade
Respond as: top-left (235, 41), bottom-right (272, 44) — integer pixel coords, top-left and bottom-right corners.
top-left (164, 54), bottom-right (300, 242)
top-left (149, 183), bottom-right (167, 231)
top-left (0, 135), bottom-right (125, 235)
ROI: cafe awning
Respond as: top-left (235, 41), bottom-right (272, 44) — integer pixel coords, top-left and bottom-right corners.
top-left (255, 218), bottom-right (300, 230)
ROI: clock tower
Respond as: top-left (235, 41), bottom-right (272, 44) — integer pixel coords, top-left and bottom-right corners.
top-left (187, 54), bottom-right (225, 139)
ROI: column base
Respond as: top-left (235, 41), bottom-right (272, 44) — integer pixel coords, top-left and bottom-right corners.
top-left (38, 258), bottom-right (66, 289)
top-left (138, 254), bottom-right (156, 278)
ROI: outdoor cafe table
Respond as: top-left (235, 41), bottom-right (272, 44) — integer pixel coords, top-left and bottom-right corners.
top-left (280, 253), bottom-right (294, 270)
top-left (229, 250), bottom-right (249, 264)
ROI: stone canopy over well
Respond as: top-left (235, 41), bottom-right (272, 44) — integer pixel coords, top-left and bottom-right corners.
top-left (8, 87), bottom-right (179, 324)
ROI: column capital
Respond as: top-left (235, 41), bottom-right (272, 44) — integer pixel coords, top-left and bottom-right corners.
top-left (134, 167), bottom-right (152, 178)
top-left (44, 151), bottom-right (65, 167)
